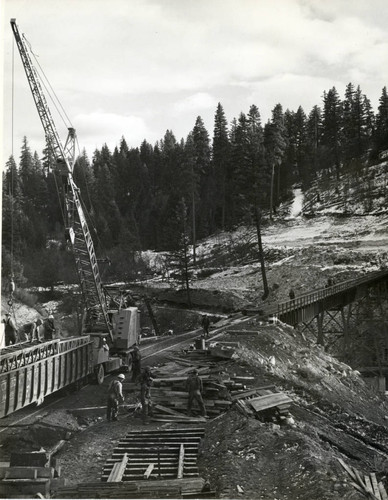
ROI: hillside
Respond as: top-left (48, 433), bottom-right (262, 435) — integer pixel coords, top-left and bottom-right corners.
top-left (1, 166), bottom-right (388, 499)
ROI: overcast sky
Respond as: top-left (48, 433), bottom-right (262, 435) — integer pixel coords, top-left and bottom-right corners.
top-left (1, 0), bottom-right (388, 165)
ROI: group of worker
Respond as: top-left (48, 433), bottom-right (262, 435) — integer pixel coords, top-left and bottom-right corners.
top-left (107, 345), bottom-right (208, 424)
top-left (2, 313), bottom-right (56, 346)
top-left (107, 366), bottom-right (207, 424)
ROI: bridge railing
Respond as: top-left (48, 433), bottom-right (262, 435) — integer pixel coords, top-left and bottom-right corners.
top-left (277, 269), bottom-right (388, 318)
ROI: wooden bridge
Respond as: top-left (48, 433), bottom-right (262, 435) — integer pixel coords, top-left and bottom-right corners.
top-left (276, 269), bottom-right (388, 345)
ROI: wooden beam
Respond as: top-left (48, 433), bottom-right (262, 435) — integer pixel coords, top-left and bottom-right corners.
top-left (370, 473), bottom-right (382, 500)
top-left (107, 453), bottom-right (128, 482)
top-left (177, 444), bottom-right (185, 479)
top-left (143, 463), bottom-right (154, 479)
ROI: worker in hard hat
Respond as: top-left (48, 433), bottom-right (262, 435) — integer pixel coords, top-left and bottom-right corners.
top-left (107, 373), bottom-right (125, 422)
top-left (101, 337), bottom-right (109, 352)
top-left (186, 369), bottom-right (207, 417)
top-left (43, 315), bottom-right (56, 341)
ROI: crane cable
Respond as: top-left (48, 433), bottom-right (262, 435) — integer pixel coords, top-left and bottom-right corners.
top-left (23, 33), bottom-right (72, 131)
top-left (8, 37), bottom-right (17, 327)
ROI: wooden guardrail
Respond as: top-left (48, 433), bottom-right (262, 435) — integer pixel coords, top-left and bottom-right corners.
top-left (277, 269), bottom-right (388, 326)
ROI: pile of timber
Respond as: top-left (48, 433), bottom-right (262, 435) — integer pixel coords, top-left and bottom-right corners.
top-left (0, 450), bottom-right (65, 498)
top-left (233, 385), bottom-right (292, 421)
top-left (56, 477), bottom-right (213, 498)
top-left (337, 458), bottom-right (388, 500)
top-left (151, 359), bottom-right (253, 420)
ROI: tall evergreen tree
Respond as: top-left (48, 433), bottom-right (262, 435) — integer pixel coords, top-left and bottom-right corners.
top-left (212, 103), bottom-right (230, 229)
top-left (264, 104), bottom-right (287, 217)
top-left (374, 86), bottom-right (388, 152)
top-left (304, 105), bottom-right (322, 186)
top-left (322, 87), bottom-right (343, 176)
top-left (192, 116), bottom-right (212, 239)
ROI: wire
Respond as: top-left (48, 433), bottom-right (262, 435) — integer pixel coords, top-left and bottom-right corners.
top-left (10, 34), bottom-right (15, 279)
top-left (23, 33), bottom-right (73, 131)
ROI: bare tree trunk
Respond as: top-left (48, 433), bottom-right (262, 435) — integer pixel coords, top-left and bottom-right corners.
top-left (192, 189), bottom-right (196, 266)
top-left (269, 164), bottom-right (275, 220)
top-left (255, 206), bottom-right (269, 300)
top-left (183, 242), bottom-right (192, 308)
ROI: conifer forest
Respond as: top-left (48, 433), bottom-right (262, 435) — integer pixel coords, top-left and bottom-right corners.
top-left (2, 83), bottom-right (388, 291)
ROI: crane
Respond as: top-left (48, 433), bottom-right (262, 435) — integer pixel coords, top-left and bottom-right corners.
top-left (10, 18), bottom-right (113, 340)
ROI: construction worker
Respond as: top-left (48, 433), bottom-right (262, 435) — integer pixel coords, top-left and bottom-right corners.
top-left (43, 315), bottom-right (56, 340)
top-left (186, 369), bottom-right (207, 417)
top-left (107, 373), bottom-right (125, 422)
top-left (140, 367), bottom-right (154, 424)
top-left (30, 318), bottom-right (43, 342)
top-left (132, 345), bottom-right (141, 382)
top-left (101, 337), bottom-right (109, 353)
top-left (21, 318), bottom-right (43, 342)
top-left (3, 313), bottom-right (17, 346)
top-left (201, 314), bottom-right (210, 338)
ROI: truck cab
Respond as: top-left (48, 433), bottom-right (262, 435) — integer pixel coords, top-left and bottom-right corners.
top-left (91, 306), bottom-right (140, 384)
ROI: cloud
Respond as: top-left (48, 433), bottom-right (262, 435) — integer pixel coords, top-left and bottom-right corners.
top-left (173, 93), bottom-right (217, 115)
top-left (74, 111), bottom-right (150, 156)
top-left (3, 0), bottom-right (388, 165)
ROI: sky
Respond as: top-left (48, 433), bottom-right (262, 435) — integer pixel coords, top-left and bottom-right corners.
top-left (1, 0), bottom-right (388, 165)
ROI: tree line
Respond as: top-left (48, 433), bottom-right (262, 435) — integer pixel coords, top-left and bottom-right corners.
top-left (2, 83), bottom-right (388, 291)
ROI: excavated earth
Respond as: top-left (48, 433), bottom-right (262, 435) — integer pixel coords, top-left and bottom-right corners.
top-left (1, 214), bottom-right (388, 499)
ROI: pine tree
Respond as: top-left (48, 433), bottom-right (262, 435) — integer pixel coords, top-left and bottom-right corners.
top-left (304, 105), bottom-right (322, 186)
top-left (192, 115), bottom-right (212, 240)
top-left (374, 86), bottom-right (388, 152)
top-left (264, 104), bottom-right (287, 218)
top-left (322, 87), bottom-right (343, 176)
top-left (212, 103), bottom-right (230, 229)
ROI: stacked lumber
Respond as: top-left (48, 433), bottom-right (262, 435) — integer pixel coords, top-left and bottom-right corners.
top-left (151, 374), bottom-right (232, 419)
top-left (234, 385), bottom-right (292, 421)
top-left (337, 458), bottom-right (388, 500)
top-left (0, 465), bottom-right (65, 498)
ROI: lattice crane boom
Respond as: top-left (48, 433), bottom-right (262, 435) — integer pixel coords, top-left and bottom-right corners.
top-left (10, 19), bottom-right (113, 339)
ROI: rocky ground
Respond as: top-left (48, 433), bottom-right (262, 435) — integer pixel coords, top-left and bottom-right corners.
top-left (1, 213), bottom-right (388, 499)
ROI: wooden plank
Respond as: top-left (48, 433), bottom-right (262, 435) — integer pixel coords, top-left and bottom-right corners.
top-left (249, 393), bottom-right (292, 412)
top-left (378, 482), bottom-right (388, 500)
top-left (370, 473), bottom-right (382, 500)
top-left (231, 385), bottom-right (276, 401)
top-left (364, 475), bottom-right (374, 494)
top-left (353, 469), bottom-right (366, 488)
top-left (107, 463), bottom-right (121, 482)
top-left (143, 464), bottom-right (154, 479)
top-left (153, 404), bottom-right (191, 418)
top-left (336, 458), bottom-right (358, 483)
top-left (107, 453), bottom-right (128, 482)
top-left (177, 444), bottom-right (185, 479)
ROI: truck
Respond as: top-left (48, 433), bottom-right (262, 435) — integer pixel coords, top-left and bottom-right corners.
top-left (0, 20), bottom-right (140, 418)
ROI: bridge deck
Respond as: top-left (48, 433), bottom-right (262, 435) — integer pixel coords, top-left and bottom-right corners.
top-left (276, 269), bottom-right (388, 327)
